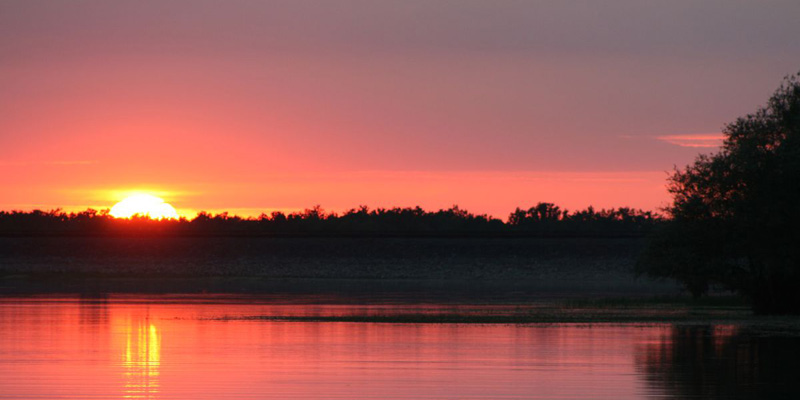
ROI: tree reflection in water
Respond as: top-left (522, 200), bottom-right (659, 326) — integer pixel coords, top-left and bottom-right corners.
top-left (636, 325), bottom-right (799, 399)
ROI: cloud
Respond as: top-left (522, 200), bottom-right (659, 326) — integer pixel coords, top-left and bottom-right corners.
top-left (46, 160), bottom-right (98, 166)
top-left (657, 134), bottom-right (724, 148)
top-left (0, 160), bottom-right (97, 166)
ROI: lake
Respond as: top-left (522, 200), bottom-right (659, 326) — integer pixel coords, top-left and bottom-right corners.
top-left (0, 296), bottom-right (797, 399)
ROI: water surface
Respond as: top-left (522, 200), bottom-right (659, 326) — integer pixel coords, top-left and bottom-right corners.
top-left (0, 296), bottom-right (796, 399)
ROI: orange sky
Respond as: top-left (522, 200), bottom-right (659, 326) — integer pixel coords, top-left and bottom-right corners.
top-left (2, 1), bottom-right (799, 219)
top-left (1, 167), bottom-right (672, 218)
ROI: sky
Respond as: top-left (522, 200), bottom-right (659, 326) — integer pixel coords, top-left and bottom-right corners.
top-left (2, 0), bottom-right (799, 219)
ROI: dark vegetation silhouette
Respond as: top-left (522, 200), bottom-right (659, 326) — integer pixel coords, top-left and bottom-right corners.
top-left (637, 72), bottom-right (800, 314)
top-left (0, 203), bottom-right (659, 237)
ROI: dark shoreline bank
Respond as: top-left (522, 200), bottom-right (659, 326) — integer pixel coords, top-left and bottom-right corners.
top-left (1, 236), bottom-right (681, 300)
top-left (0, 275), bottom-right (680, 300)
top-left (4, 292), bottom-right (793, 331)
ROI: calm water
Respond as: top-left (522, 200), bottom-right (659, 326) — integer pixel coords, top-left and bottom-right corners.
top-left (0, 296), bottom-right (797, 399)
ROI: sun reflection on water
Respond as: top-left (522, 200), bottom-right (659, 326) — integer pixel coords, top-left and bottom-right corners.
top-left (121, 319), bottom-right (161, 399)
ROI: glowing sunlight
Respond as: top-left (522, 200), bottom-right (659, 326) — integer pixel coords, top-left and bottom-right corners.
top-left (110, 194), bottom-right (179, 219)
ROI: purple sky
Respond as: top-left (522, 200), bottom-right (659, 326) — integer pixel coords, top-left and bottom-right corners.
top-left (2, 1), bottom-right (799, 217)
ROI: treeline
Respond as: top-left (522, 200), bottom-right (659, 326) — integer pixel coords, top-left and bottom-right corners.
top-left (0, 203), bottom-right (661, 237)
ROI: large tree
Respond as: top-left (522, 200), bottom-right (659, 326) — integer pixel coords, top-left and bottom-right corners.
top-left (638, 72), bottom-right (800, 314)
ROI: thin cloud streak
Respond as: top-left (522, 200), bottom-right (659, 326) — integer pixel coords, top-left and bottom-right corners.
top-left (0, 160), bottom-right (98, 166)
top-left (47, 160), bottom-right (98, 166)
top-left (657, 134), bottom-right (724, 148)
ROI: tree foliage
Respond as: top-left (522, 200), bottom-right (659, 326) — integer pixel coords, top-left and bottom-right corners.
top-left (638, 72), bottom-right (800, 314)
top-left (0, 203), bottom-right (659, 237)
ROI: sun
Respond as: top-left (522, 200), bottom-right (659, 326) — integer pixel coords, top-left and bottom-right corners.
top-left (109, 194), bottom-right (179, 219)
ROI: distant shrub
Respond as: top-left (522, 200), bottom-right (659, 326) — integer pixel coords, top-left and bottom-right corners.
top-left (0, 203), bottom-right (660, 237)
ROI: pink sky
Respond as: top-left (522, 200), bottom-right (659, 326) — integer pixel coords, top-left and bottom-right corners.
top-left (2, 1), bottom-right (799, 218)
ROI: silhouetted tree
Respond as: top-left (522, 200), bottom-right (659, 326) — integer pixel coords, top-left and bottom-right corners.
top-left (638, 72), bottom-right (800, 314)
top-left (508, 203), bottom-right (658, 236)
top-left (0, 203), bottom-right (659, 237)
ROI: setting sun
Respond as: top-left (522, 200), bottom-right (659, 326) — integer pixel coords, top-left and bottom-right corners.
top-left (109, 194), bottom-right (179, 219)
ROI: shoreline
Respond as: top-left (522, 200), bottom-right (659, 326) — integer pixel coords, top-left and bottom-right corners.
top-left (4, 290), bottom-right (789, 330)
top-left (0, 274), bottom-right (681, 300)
